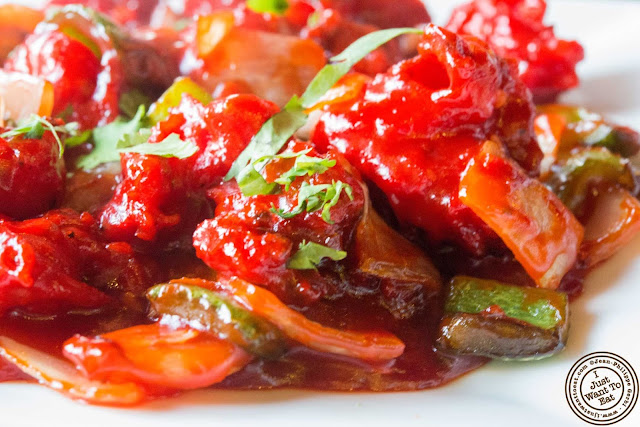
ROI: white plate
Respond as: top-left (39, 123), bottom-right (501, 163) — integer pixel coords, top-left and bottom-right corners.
top-left (1, 1), bottom-right (640, 426)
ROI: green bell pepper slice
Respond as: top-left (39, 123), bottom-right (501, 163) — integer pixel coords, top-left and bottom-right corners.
top-left (147, 282), bottom-right (286, 359)
top-left (436, 276), bottom-right (569, 360)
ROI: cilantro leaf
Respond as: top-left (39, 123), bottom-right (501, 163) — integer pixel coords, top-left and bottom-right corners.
top-left (226, 108), bottom-right (307, 181)
top-left (77, 105), bottom-right (147, 170)
top-left (274, 152), bottom-right (336, 191)
top-left (118, 133), bottom-right (198, 159)
top-left (320, 180), bottom-right (353, 223)
top-left (225, 27), bottom-right (422, 181)
top-left (238, 148), bottom-right (312, 196)
top-left (237, 167), bottom-right (279, 197)
top-left (24, 121), bottom-right (45, 140)
top-left (271, 180), bottom-right (353, 224)
top-left (64, 129), bottom-right (93, 148)
top-left (117, 128), bottom-right (152, 149)
top-left (298, 27), bottom-right (422, 109)
top-left (246, 0), bottom-right (289, 15)
top-left (0, 115), bottom-right (80, 157)
top-left (287, 241), bottom-right (347, 270)
top-left (238, 148), bottom-right (338, 196)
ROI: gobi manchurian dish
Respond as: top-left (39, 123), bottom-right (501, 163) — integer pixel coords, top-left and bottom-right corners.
top-left (0, 0), bottom-right (637, 405)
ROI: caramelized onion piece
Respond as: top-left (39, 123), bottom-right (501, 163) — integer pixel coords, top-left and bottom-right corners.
top-left (355, 201), bottom-right (441, 292)
top-left (353, 194), bottom-right (441, 317)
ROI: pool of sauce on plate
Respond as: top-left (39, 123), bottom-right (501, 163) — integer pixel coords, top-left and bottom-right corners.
top-left (0, 248), bottom-right (585, 392)
top-left (0, 292), bottom-right (486, 391)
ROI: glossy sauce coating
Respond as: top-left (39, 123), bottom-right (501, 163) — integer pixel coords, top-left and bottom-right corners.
top-left (313, 25), bottom-right (541, 255)
top-left (0, 0), bottom-right (617, 403)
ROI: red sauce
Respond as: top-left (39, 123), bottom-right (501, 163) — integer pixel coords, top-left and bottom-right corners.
top-left (219, 293), bottom-right (486, 391)
top-left (0, 291), bottom-right (487, 390)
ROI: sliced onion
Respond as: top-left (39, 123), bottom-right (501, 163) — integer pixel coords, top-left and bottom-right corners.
top-left (0, 335), bottom-right (145, 406)
top-left (534, 113), bottom-right (566, 178)
top-left (0, 71), bottom-right (54, 122)
top-left (581, 187), bottom-right (640, 268)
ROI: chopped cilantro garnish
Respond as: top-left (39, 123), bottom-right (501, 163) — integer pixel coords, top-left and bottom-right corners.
top-left (273, 151), bottom-right (336, 191)
top-left (228, 28), bottom-right (423, 224)
top-left (294, 27), bottom-right (423, 110)
top-left (118, 133), bottom-right (197, 159)
top-left (64, 129), bottom-right (93, 148)
top-left (76, 104), bottom-right (196, 169)
top-left (117, 128), bottom-right (153, 149)
top-left (76, 105), bottom-right (147, 170)
top-left (227, 108), bottom-right (307, 182)
top-left (271, 180), bottom-right (353, 224)
top-left (225, 27), bottom-right (423, 181)
top-left (238, 149), bottom-right (349, 223)
top-left (231, 29), bottom-right (420, 222)
top-left (287, 240), bottom-right (347, 270)
top-left (236, 166), bottom-right (279, 197)
top-left (0, 115), bottom-right (80, 157)
top-left (238, 148), bottom-right (337, 196)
